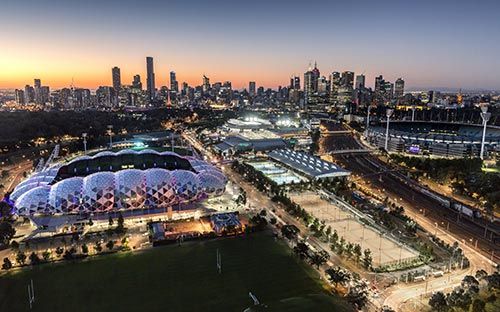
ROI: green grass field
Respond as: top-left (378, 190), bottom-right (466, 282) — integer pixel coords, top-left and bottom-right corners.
top-left (0, 232), bottom-right (352, 312)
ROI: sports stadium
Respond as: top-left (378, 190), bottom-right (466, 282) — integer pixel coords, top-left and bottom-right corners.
top-left (367, 121), bottom-right (500, 158)
top-left (9, 149), bottom-right (227, 220)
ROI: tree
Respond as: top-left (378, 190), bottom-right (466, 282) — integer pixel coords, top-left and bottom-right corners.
top-left (10, 240), bottom-right (19, 250)
top-left (106, 240), bottom-right (115, 251)
top-left (471, 298), bottom-right (486, 312)
top-left (55, 246), bottom-right (64, 257)
top-left (29, 252), bottom-right (40, 265)
top-left (94, 242), bottom-right (102, 253)
top-left (81, 243), bottom-right (89, 254)
top-left (325, 266), bottom-right (351, 288)
top-left (429, 291), bottom-right (448, 312)
top-left (446, 287), bottom-right (471, 311)
top-left (116, 213), bottom-right (125, 233)
top-left (325, 226), bottom-right (332, 241)
top-left (16, 251), bottom-right (27, 265)
top-left (0, 201), bottom-right (12, 217)
top-left (331, 230), bottom-right (338, 245)
top-left (0, 221), bottom-right (15, 245)
top-left (64, 247), bottom-right (77, 260)
top-left (353, 244), bottom-right (362, 263)
top-left (310, 250), bottom-right (329, 268)
top-left (363, 249), bottom-right (373, 269)
top-left (2, 257), bottom-right (12, 270)
top-left (346, 281), bottom-right (369, 309)
top-left (42, 250), bottom-right (51, 262)
top-left (293, 241), bottom-right (309, 259)
top-left (461, 275), bottom-right (479, 294)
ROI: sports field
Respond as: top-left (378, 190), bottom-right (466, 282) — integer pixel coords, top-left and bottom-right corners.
top-left (0, 232), bottom-right (352, 312)
top-left (290, 191), bottom-right (419, 267)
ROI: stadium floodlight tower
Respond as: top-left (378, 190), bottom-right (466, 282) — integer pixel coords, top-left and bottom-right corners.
top-left (365, 105), bottom-right (372, 137)
top-left (107, 125), bottom-right (113, 148)
top-left (479, 104), bottom-right (491, 160)
top-left (82, 132), bottom-right (88, 154)
top-left (385, 108), bottom-right (394, 152)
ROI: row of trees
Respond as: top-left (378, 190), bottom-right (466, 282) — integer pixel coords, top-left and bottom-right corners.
top-left (429, 270), bottom-right (500, 312)
top-left (2, 238), bottom-right (126, 270)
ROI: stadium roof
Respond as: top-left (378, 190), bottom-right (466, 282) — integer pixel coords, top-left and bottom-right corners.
top-left (268, 149), bottom-right (350, 179)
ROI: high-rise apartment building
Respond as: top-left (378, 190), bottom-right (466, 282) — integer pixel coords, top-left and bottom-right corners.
top-left (112, 67), bottom-right (121, 92)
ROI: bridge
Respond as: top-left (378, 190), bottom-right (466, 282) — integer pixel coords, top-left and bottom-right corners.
top-left (330, 149), bottom-right (371, 155)
top-left (320, 130), bottom-right (352, 135)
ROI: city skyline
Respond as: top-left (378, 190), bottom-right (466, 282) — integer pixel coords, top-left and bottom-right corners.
top-left (1, 0), bottom-right (499, 90)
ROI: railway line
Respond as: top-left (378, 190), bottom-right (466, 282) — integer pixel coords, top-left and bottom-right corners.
top-left (336, 154), bottom-right (500, 263)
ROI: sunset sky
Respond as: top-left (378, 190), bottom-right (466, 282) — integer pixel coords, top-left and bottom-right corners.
top-left (1, 0), bottom-right (499, 90)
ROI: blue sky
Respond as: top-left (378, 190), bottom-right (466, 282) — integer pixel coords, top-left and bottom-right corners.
top-left (1, 0), bottom-right (499, 90)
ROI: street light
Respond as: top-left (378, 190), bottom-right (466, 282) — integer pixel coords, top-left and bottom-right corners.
top-left (82, 133), bottom-right (88, 154)
top-left (411, 105), bottom-right (416, 122)
top-left (385, 108), bottom-right (394, 152)
top-left (479, 104), bottom-right (491, 160)
top-left (107, 125), bottom-right (113, 149)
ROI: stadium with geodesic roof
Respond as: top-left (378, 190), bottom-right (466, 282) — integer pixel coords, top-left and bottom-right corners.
top-left (10, 149), bottom-right (227, 216)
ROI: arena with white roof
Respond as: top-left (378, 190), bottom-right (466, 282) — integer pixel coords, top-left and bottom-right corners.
top-left (10, 149), bottom-right (227, 216)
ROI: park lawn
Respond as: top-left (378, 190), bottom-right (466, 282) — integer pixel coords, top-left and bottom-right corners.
top-left (0, 232), bottom-right (352, 312)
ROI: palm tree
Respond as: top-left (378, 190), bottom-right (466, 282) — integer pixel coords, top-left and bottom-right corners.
top-left (325, 266), bottom-right (351, 288)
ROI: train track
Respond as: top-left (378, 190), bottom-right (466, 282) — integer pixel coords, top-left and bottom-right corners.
top-left (336, 153), bottom-right (500, 263)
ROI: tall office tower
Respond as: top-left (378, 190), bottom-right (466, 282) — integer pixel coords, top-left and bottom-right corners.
top-left (293, 76), bottom-right (300, 90)
top-left (170, 71), bottom-right (179, 92)
top-left (355, 74), bottom-right (366, 89)
top-left (394, 78), bottom-right (405, 98)
top-left (112, 67), bottom-right (121, 92)
top-left (33, 79), bottom-right (42, 104)
top-left (304, 70), bottom-right (313, 105)
top-left (289, 77), bottom-right (294, 89)
top-left (182, 82), bottom-right (189, 96)
top-left (383, 81), bottom-right (394, 101)
top-left (329, 72), bottom-right (341, 104)
top-left (341, 71), bottom-right (354, 89)
top-left (249, 81), bottom-right (256, 96)
top-left (132, 75), bottom-right (142, 90)
top-left (15, 89), bottom-right (25, 105)
top-left (337, 71), bottom-right (354, 105)
top-left (39, 86), bottom-right (50, 104)
top-left (24, 85), bottom-right (35, 103)
top-left (317, 76), bottom-right (328, 94)
top-left (146, 57), bottom-right (155, 101)
top-left (375, 75), bottom-right (384, 92)
top-left (202, 75), bottom-right (210, 93)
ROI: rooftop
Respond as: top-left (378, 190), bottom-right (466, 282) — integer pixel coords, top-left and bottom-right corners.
top-left (268, 149), bottom-right (350, 179)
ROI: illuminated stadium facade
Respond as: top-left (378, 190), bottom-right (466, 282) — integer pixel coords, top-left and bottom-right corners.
top-left (11, 149), bottom-right (227, 217)
top-left (367, 121), bottom-right (500, 158)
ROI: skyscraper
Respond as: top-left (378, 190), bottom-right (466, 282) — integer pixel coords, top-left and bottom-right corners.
top-left (329, 72), bottom-right (340, 104)
top-left (112, 67), bottom-right (121, 92)
top-left (170, 71), bottom-right (178, 92)
top-left (249, 81), bottom-right (256, 96)
top-left (15, 89), bottom-right (25, 105)
top-left (146, 57), bottom-right (155, 101)
top-left (202, 75), bottom-right (210, 93)
top-left (395, 78), bottom-right (405, 98)
top-left (132, 75), bottom-right (142, 90)
top-left (34, 79), bottom-right (41, 104)
top-left (355, 74), bottom-right (365, 89)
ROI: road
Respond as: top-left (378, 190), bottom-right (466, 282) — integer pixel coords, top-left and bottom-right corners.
top-left (184, 128), bottom-right (498, 311)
